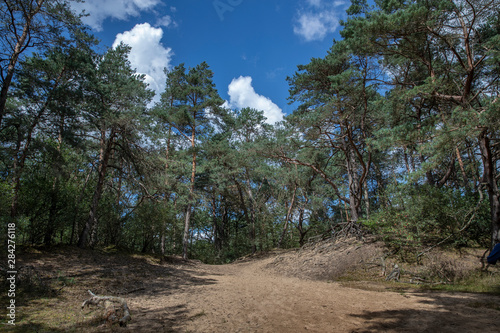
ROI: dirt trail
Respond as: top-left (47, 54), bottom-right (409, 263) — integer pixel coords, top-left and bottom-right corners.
top-left (125, 256), bottom-right (500, 333)
top-left (11, 247), bottom-right (500, 332)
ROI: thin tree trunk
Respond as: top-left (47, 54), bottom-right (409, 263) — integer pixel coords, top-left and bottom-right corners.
top-left (182, 132), bottom-right (197, 260)
top-left (107, 157), bottom-right (123, 245)
top-left (364, 178), bottom-right (370, 218)
top-left (78, 129), bottom-right (115, 248)
top-left (235, 180), bottom-right (251, 245)
top-left (44, 116), bottom-right (64, 245)
top-left (456, 146), bottom-right (470, 190)
top-left (244, 171), bottom-right (257, 254)
top-left (347, 153), bottom-right (360, 222)
top-left (212, 194), bottom-right (224, 255)
top-left (10, 108), bottom-right (45, 219)
top-left (0, 0), bottom-right (47, 126)
top-left (9, 64), bottom-right (65, 219)
top-left (278, 183), bottom-right (297, 248)
top-left (479, 133), bottom-right (500, 246)
top-left (44, 178), bottom-right (59, 246)
top-left (70, 165), bottom-right (93, 245)
top-left (161, 126), bottom-right (173, 261)
top-left (1, 21), bottom-right (31, 125)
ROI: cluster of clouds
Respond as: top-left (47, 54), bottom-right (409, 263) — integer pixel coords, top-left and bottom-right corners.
top-left (71, 0), bottom-right (346, 124)
top-left (226, 77), bottom-right (284, 124)
top-left (73, 0), bottom-right (175, 31)
top-left (112, 23), bottom-right (173, 104)
top-left (109, 26), bottom-right (284, 124)
top-left (293, 0), bottom-right (347, 42)
top-left (111, 24), bottom-right (284, 123)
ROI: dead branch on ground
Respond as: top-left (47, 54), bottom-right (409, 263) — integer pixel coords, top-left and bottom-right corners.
top-left (81, 290), bottom-right (131, 327)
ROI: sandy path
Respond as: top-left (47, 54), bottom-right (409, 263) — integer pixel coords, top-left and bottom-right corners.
top-left (126, 257), bottom-right (500, 333)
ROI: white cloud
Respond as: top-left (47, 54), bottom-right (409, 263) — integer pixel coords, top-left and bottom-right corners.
top-left (113, 23), bottom-right (173, 104)
top-left (293, 0), bottom-right (346, 42)
top-left (227, 76), bottom-right (284, 125)
top-left (306, 0), bottom-right (322, 7)
top-left (72, 0), bottom-right (161, 31)
top-left (156, 15), bottom-right (175, 28)
top-left (294, 11), bottom-right (339, 42)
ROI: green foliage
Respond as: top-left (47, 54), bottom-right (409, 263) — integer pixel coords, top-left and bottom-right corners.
top-left (0, 0), bottom-right (498, 265)
top-left (364, 184), bottom-right (491, 259)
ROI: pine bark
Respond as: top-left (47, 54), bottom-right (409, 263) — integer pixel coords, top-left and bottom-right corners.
top-left (479, 133), bottom-right (500, 246)
top-left (78, 128), bottom-right (115, 248)
top-left (182, 127), bottom-right (197, 260)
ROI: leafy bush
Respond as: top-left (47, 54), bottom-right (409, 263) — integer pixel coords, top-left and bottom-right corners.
top-left (363, 184), bottom-right (490, 260)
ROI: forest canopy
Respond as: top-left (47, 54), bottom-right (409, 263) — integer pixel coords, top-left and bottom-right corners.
top-left (1, 0), bottom-right (499, 263)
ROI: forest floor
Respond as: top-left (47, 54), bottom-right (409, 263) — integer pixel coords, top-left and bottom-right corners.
top-left (2, 238), bottom-right (500, 332)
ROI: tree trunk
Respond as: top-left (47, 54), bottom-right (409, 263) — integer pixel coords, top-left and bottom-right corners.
top-left (235, 180), bottom-right (251, 244)
top-left (346, 150), bottom-right (361, 222)
top-left (0, 20), bottom-right (31, 126)
top-left (244, 172), bottom-right (257, 254)
top-left (0, 0), bottom-right (46, 126)
top-left (161, 126), bottom-right (173, 261)
top-left (364, 178), bottom-right (370, 219)
top-left (212, 195), bottom-right (226, 255)
top-left (479, 133), bottom-right (500, 246)
top-left (9, 64), bottom-right (65, 221)
top-left (78, 129), bottom-right (115, 248)
top-left (182, 132), bottom-right (197, 260)
top-left (182, 202), bottom-right (192, 259)
top-left (70, 166), bottom-right (93, 245)
top-left (342, 125), bottom-right (367, 222)
top-left (278, 183), bottom-right (297, 248)
top-left (10, 104), bottom-right (49, 219)
top-left (297, 208), bottom-right (310, 247)
top-left (45, 118), bottom-right (64, 245)
top-left (44, 178), bottom-right (59, 246)
top-left (456, 146), bottom-right (470, 190)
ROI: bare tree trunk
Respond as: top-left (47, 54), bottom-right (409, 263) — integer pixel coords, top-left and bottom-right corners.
top-left (182, 130), bottom-right (197, 260)
top-left (78, 129), bottom-right (115, 248)
top-left (44, 178), bottom-right (59, 245)
top-left (346, 147), bottom-right (360, 222)
top-left (10, 111), bottom-right (44, 219)
top-left (0, 7), bottom-right (39, 126)
top-left (244, 172), bottom-right (257, 254)
top-left (44, 118), bottom-right (64, 245)
top-left (456, 146), bottom-right (470, 190)
top-left (278, 183), bottom-right (297, 248)
top-left (235, 179), bottom-right (251, 245)
top-left (479, 133), bottom-right (500, 247)
top-left (364, 178), bottom-right (370, 218)
top-left (182, 202), bottom-right (193, 259)
top-left (70, 165), bottom-right (93, 245)
top-left (161, 126), bottom-right (173, 261)
top-left (110, 158), bottom-right (124, 245)
top-left (9, 64), bottom-right (65, 220)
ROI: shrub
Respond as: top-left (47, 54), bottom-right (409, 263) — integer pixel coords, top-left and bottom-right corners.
top-left (363, 184), bottom-right (490, 260)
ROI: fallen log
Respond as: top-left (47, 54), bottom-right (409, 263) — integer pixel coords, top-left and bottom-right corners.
top-left (81, 290), bottom-right (131, 327)
top-left (385, 264), bottom-right (400, 281)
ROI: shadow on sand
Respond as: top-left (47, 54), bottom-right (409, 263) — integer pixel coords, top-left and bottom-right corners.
top-left (349, 290), bottom-right (500, 333)
top-left (1, 246), bottom-right (220, 332)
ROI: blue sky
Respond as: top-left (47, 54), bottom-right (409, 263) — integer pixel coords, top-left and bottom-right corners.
top-left (72, 0), bottom-right (350, 123)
